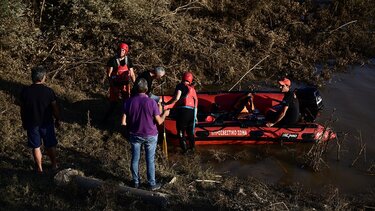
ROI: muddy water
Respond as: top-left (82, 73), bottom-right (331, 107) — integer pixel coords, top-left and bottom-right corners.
top-left (197, 64), bottom-right (375, 194)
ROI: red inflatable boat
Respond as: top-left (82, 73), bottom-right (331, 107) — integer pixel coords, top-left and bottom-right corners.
top-left (161, 88), bottom-right (336, 145)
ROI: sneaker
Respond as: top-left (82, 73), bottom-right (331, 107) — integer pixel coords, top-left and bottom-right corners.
top-left (149, 183), bottom-right (161, 191)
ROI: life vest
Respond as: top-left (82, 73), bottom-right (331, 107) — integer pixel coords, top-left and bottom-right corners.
top-left (112, 56), bottom-right (130, 83)
top-left (177, 84), bottom-right (198, 109)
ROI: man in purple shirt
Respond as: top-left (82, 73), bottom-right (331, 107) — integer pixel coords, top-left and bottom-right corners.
top-left (121, 78), bottom-right (170, 190)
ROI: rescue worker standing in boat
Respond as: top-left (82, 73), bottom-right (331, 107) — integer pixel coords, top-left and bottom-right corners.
top-left (266, 78), bottom-right (300, 127)
top-left (104, 43), bottom-right (136, 121)
top-left (164, 72), bottom-right (198, 152)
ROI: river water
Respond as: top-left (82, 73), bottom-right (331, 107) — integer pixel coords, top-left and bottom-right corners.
top-left (196, 64), bottom-right (375, 194)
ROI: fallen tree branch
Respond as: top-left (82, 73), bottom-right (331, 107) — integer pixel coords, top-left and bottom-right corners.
top-left (252, 191), bottom-right (266, 203)
top-left (351, 143), bottom-right (366, 167)
top-left (42, 44), bottom-right (57, 62)
top-left (171, 0), bottom-right (201, 14)
top-left (40, 0), bottom-right (46, 24)
top-left (1, 108), bottom-right (9, 115)
top-left (51, 64), bottom-right (67, 81)
top-left (267, 202), bottom-right (289, 211)
top-left (49, 60), bottom-right (102, 81)
top-left (351, 131), bottom-right (367, 167)
top-left (229, 55), bottom-right (270, 91)
top-left (329, 20), bottom-right (357, 34)
top-left (195, 179), bottom-right (221, 184)
top-left (54, 168), bottom-right (169, 206)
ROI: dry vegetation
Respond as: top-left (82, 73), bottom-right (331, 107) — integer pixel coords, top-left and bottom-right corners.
top-left (1, 0), bottom-right (375, 210)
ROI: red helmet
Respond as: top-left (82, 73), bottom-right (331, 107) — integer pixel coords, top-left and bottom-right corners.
top-left (182, 72), bottom-right (193, 83)
top-left (119, 43), bottom-right (129, 52)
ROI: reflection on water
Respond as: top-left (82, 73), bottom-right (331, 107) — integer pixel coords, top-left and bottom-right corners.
top-left (195, 65), bottom-right (375, 194)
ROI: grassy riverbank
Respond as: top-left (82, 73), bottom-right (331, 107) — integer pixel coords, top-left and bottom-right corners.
top-left (1, 74), bottom-right (374, 209)
top-left (1, 0), bottom-right (375, 209)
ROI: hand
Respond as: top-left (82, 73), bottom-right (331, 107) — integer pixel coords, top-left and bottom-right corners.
top-left (163, 109), bottom-right (170, 117)
top-left (266, 122), bottom-right (274, 127)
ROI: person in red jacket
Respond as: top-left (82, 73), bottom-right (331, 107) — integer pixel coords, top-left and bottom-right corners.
top-left (165, 72), bottom-right (198, 152)
top-left (104, 43), bottom-right (136, 121)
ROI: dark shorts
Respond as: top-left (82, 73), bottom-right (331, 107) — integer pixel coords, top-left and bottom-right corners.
top-left (27, 124), bottom-right (57, 148)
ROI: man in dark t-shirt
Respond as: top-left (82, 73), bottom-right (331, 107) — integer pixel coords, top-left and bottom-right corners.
top-left (279, 90), bottom-right (300, 125)
top-left (131, 66), bottom-right (165, 102)
top-left (20, 66), bottom-right (60, 173)
top-left (266, 78), bottom-right (300, 127)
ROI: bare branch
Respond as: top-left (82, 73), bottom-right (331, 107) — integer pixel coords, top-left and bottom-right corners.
top-left (329, 20), bottom-right (357, 34)
top-left (171, 0), bottom-right (202, 14)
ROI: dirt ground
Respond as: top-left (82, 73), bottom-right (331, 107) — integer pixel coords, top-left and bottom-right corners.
top-left (1, 0), bottom-right (375, 210)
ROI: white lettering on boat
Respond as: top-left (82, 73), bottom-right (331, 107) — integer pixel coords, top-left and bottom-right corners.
top-left (281, 133), bottom-right (298, 139)
top-left (210, 130), bottom-right (248, 136)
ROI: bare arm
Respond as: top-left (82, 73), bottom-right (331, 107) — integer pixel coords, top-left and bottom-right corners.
top-left (107, 67), bottom-right (113, 78)
top-left (249, 93), bottom-right (255, 111)
top-left (165, 90), bottom-right (182, 105)
top-left (121, 114), bottom-right (127, 126)
top-left (129, 67), bottom-right (136, 83)
top-left (266, 106), bottom-right (288, 127)
top-left (154, 109), bottom-right (170, 125)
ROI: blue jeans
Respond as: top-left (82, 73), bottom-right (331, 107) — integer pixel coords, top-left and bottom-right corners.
top-left (148, 92), bottom-right (160, 103)
top-left (129, 134), bottom-right (158, 186)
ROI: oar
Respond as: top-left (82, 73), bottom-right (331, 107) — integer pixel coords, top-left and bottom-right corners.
top-left (161, 87), bottom-right (168, 160)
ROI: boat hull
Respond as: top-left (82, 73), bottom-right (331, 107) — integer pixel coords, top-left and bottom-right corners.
top-left (163, 119), bottom-right (335, 145)
top-left (161, 90), bottom-right (336, 145)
